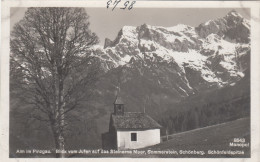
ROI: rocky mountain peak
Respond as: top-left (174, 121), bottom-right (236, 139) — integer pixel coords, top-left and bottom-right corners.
top-left (224, 10), bottom-right (247, 28)
top-left (195, 10), bottom-right (250, 43)
top-left (226, 10), bottom-right (243, 19)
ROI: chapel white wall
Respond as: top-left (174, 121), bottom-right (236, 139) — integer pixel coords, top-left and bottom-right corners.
top-left (117, 129), bottom-right (160, 150)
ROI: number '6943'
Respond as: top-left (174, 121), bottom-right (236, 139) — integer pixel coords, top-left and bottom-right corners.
top-left (234, 138), bottom-right (245, 143)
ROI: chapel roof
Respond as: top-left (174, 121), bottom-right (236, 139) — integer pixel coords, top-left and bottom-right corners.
top-left (111, 112), bottom-right (162, 130)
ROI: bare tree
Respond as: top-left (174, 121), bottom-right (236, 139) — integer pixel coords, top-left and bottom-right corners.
top-left (10, 7), bottom-right (100, 157)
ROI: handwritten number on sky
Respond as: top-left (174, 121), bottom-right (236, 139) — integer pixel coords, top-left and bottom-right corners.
top-left (107, 0), bottom-right (136, 11)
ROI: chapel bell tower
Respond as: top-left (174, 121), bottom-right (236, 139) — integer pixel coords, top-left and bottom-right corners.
top-left (114, 96), bottom-right (125, 115)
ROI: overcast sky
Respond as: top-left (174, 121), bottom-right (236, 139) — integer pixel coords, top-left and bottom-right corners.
top-left (10, 8), bottom-right (250, 46)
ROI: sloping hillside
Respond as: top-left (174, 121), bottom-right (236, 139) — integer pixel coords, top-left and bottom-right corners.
top-left (145, 117), bottom-right (250, 158)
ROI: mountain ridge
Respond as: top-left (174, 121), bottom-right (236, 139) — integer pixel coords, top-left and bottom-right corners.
top-left (91, 10), bottom-right (250, 97)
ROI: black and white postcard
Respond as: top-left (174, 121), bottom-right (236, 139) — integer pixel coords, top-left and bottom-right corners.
top-left (1, 0), bottom-right (260, 161)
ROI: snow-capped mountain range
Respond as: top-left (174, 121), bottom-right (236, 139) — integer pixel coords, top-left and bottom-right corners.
top-left (92, 10), bottom-right (250, 99)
